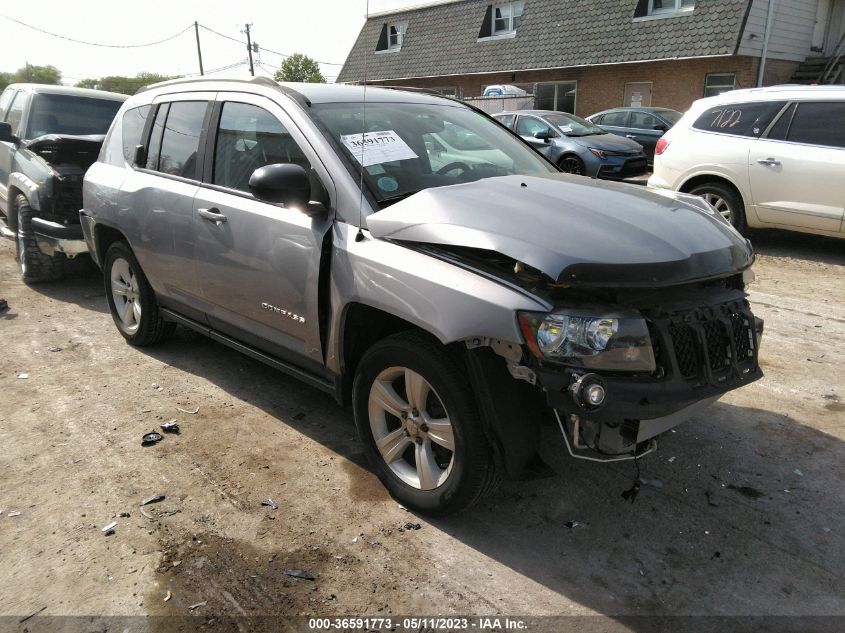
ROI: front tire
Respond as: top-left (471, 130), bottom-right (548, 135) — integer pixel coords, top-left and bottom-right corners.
top-left (103, 241), bottom-right (175, 346)
top-left (352, 331), bottom-right (499, 516)
top-left (690, 182), bottom-right (748, 234)
top-left (15, 194), bottom-right (65, 284)
top-left (558, 155), bottom-right (586, 176)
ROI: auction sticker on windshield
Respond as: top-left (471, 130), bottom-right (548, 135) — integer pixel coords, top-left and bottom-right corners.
top-left (340, 130), bottom-right (419, 167)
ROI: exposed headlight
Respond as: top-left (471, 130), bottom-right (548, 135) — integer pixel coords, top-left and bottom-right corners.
top-left (518, 310), bottom-right (656, 371)
top-left (588, 148), bottom-right (608, 160)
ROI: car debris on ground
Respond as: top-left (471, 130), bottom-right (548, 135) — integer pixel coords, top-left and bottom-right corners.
top-left (188, 601), bottom-right (207, 610)
top-left (139, 494), bottom-right (165, 507)
top-left (261, 499), bottom-right (278, 510)
top-left (176, 406), bottom-right (199, 415)
top-left (283, 569), bottom-right (315, 581)
top-left (141, 432), bottom-right (163, 446)
top-left (101, 521), bottom-right (117, 535)
top-left (160, 420), bottom-right (180, 434)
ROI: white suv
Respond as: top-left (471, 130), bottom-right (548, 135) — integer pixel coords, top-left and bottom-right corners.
top-left (648, 85), bottom-right (845, 239)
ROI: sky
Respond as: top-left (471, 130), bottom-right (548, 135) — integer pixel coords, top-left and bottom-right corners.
top-left (0, 0), bottom-right (430, 84)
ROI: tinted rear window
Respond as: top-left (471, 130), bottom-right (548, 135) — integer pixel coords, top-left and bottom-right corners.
top-left (26, 93), bottom-right (123, 139)
top-left (787, 102), bottom-right (845, 149)
top-left (157, 101), bottom-right (207, 180)
top-left (692, 101), bottom-right (786, 138)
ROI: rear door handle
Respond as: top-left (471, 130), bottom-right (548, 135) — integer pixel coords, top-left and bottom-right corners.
top-left (626, 134), bottom-right (637, 139)
top-left (198, 207), bottom-right (227, 224)
top-left (757, 158), bottom-right (782, 167)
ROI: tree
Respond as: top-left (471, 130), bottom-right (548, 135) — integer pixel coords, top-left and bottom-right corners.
top-left (274, 53), bottom-right (325, 83)
top-left (0, 65), bottom-right (62, 91)
top-left (74, 72), bottom-right (178, 95)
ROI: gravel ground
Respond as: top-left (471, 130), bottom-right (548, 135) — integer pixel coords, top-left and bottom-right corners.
top-left (0, 229), bottom-right (843, 630)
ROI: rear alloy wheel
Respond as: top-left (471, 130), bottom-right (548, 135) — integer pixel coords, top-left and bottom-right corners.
top-left (103, 241), bottom-right (175, 346)
top-left (558, 155), bottom-right (585, 176)
top-left (352, 331), bottom-right (499, 515)
top-left (15, 194), bottom-right (65, 284)
top-left (690, 182), bottom-right (748, 234)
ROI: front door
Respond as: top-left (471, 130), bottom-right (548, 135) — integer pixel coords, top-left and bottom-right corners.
top-left (627, 111), bottom-right (666, 162)
top-left (624, 82), bottom-right (653, 108)
top-left (750, 101), bottom-right (845, 232)
top-left (515, 115), bottom-right (555, 158)
top-left (193, 93), bottom-right (334, 372)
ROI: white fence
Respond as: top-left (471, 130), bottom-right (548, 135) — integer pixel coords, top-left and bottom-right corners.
top-left (463, 95), bottom-right (536, 114)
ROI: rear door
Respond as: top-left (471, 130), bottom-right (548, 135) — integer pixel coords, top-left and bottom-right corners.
top-left (116, 93), bottom-right (213, 320)
top-left (594, 110), bottom-right (630, 138)
top-left (192, 92), bottom-right (335, 373)
top-left (627, 111), bottom-right (665, 162)
top-left (749, 101), bottom-right (845, 232)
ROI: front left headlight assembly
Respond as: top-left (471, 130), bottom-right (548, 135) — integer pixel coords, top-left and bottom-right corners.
top-left (518, 309), bottom-right (656, 372)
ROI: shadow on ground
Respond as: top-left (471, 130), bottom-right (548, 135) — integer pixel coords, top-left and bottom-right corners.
top-left (137, 326), bottom-right (845, 619)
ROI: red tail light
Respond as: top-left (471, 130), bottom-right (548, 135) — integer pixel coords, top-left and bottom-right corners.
top-left (655, 138), bottom-right (670, 156)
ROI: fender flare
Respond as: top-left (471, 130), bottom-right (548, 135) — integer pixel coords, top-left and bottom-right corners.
top-left (8, 172), bottom-right (43, 212)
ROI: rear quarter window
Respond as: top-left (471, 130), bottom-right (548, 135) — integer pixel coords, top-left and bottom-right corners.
top-left (786, 102), bottom-right (845, 149)
top-left (122, 105), bottom-right (152, 162)
top-left (692, 101), bottom-right (786, 138)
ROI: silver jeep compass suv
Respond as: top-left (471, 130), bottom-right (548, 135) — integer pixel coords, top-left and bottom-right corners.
top-left (82, 77), bottom-right (763, 515)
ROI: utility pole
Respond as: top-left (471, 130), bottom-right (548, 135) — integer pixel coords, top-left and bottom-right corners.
top-left (757, 0), bottom-right (778, 87)
top-left (244, 24), bottom-right (255, 76)
top-left (194, 22), bottom-right (204, 76)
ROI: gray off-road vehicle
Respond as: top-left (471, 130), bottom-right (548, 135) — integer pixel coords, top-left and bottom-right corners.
top-left (0, 84), bottom-right (126, 282)
top-left (82, 78), bottom-right (763, 515)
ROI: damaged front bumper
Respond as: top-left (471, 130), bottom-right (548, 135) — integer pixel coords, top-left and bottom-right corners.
top-left (535, 297), bottom-right (764, 460)
top-left (31, 217), bottom-right (87, 258)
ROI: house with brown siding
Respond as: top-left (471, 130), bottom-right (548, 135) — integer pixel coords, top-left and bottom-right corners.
top-left (337, 0), bottom-right (845, 117)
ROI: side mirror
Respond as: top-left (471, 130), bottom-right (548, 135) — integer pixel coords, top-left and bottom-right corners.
top-left (0, 121), bottom-right (20, 145)
top-left (534, 130), bottom-right (554, 142)
top-left (249, 163), bottom-right (313, 209)
top-left (654, 124), bottom-right (669, 132)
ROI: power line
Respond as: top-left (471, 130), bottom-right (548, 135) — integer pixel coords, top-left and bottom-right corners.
top-left (197, 23), bottom-right (343, 66)
top-left (1, 15), bottom-right (193, 48)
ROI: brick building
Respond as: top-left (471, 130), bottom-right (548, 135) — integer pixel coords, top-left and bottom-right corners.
top-left (337, 0), bottom-right (845, 117)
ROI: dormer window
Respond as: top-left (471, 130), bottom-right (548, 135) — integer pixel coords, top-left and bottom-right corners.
top-left (648, 0), bottom-right (694, 15)
top-left (493, 1), bottom-right (524, 34)
top-left (388, 22), bottom-right (407, 50)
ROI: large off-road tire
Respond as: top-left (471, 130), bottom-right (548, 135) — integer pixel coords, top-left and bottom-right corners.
top-left (690, 182), bottom-right (748, 234)
top-left (15, 194), bottom-right (65, 284)
top-left (103, 241), bottom-right (175, 346)
top-left (352, 331), bottom-right (499, 516)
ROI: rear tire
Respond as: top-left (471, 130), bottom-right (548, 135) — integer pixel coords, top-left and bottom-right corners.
top-left (690, 182), bottom-right (748, 234)
top-left (352, 331), bottom-right (499, 516)
top-left (103, 241), bottom-right (175, 346)
top-left (15, 194), bottom-right (65, 284)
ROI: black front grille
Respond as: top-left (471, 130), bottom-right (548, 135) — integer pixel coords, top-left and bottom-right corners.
top-left (52, 179), bottom-right (84, 224)
top-left (660, 301), bottom-right (757, 386)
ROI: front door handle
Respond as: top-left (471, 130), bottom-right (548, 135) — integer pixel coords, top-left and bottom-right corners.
top-left (626, 134), bottom-right (637, 139)
top-left (198, 207), bottom-right (227, 224)
top-left (757, 158), bottom-right (782, 167)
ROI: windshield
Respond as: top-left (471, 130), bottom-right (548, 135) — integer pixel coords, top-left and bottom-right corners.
top-left (656, 109), bottom-right (683, 126)
top-left (311, 102), bottom-right (556, 205)
top-left (25, 93), bottom-right (123, 140)
top-left (543, 113), bottom-right (606, 137)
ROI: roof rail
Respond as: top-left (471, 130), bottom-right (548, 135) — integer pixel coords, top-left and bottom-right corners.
top-left (135, 74), bottom-right (278, 95)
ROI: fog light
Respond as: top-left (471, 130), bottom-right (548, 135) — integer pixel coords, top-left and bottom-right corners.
top-left (585, 383), bottom-right (606, 407)
top-left (569, 373), bottom-right (607, 410)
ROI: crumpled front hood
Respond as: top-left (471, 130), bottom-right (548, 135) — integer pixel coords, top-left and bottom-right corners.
top-left (26, 134), bottom-right (106, 152)
top-left (366, 174), bottom-right (753, 287)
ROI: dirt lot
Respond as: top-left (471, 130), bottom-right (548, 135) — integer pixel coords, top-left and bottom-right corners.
top-left (1, 229), bottom-right (844, 630)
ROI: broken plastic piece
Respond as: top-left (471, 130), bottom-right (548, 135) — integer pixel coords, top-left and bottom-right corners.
top-left (188, 601), bottom-right (207, 610)
top-left (160, 420), bottom-right (180, 434)
top-left (48, 346), bottom-right (62, 353)
top-left (8, 511), bottom-right (22, 517)
top-left (283, 569), bottom-right (315, 580)
top-left (261, 499), bottom-right (278, 510)
top-left (101, 521), bottom-right (117, 534)
top-left (139, 494), bottom-right (165, 507)
top-left (164, 591), bottom-right (172, 602)
top-left (17, 373), bottom-right (28, 380)
top-left (142, 432), bottom-right (163, 446)
top-left (176, 406), bottom-right (199, 414)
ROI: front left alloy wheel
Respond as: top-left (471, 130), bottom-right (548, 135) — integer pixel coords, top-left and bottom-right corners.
top-left (352, 331), bottom-right (499, 516)
top-left (103, 241), bottom-right (175, 346)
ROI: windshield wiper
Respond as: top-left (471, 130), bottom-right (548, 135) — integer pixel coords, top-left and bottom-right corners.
top-left (379, 191), bottom-right (420, 208)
